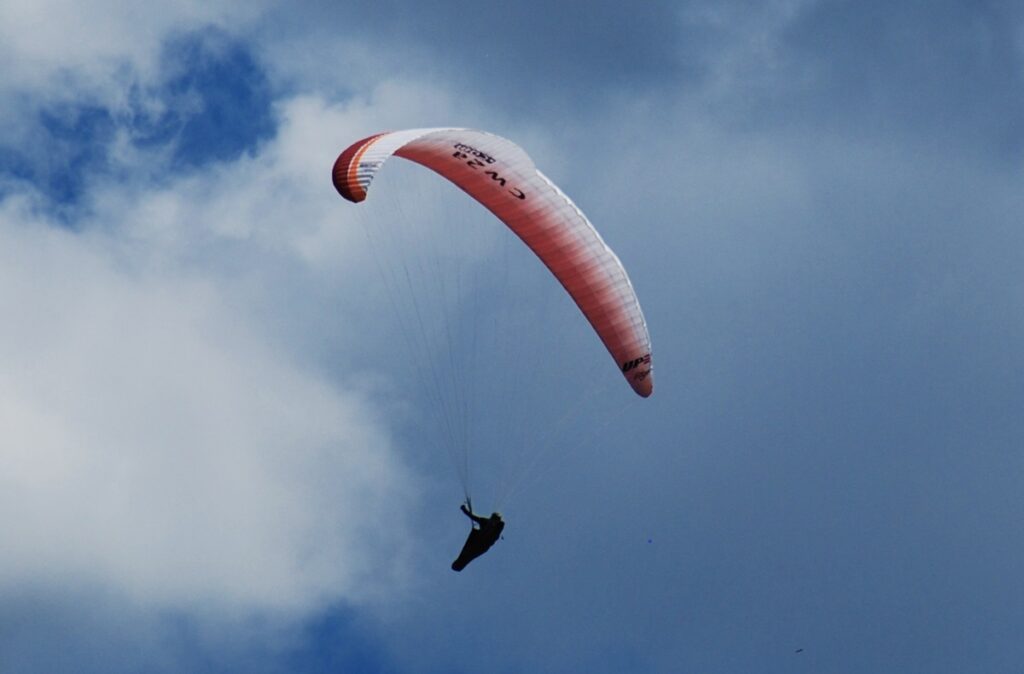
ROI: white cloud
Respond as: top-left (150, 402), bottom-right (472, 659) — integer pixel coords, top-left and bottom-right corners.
top-left (0, 1), bottom-right (265, 98)
top-left (0, 87), bottom-right (433, 614)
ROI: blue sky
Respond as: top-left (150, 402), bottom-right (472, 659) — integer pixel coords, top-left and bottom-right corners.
top-left (1, 1), bottom-right (1023, 672)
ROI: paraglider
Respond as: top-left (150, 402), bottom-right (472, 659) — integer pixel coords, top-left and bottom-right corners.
top-left (332, 128), bottom-right (654, 569)
top-left (451, 502), bottom-right (505, 571)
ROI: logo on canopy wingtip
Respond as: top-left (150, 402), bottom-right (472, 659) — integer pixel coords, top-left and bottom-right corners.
top-left (621, 354), bottom-right (651, 373)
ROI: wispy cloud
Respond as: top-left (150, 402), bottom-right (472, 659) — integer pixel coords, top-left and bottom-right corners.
top-left (0, 22), bottom-right (430, 624)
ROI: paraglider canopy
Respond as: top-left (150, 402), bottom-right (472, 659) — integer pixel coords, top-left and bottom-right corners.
top-left (332, 127), bottom-right (653, 397)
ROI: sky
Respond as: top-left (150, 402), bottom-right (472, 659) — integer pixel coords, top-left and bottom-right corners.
top-left (1, 1), bottom-right (1023, 672)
